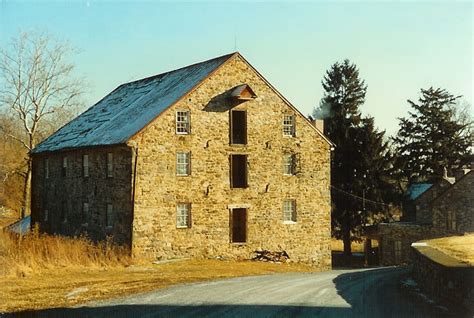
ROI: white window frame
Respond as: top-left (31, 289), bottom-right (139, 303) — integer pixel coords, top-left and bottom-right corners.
top-left (44, 209), bottom-right (49, 222)
top-left (283, 115), bottom-right (295, 136)
top-left (176, 203), bottom-right (191, 228)
top-left (283, 154), bottom-right (296, 175)
top-left (61, 201), bottom-right (68, 223)
top-left (82, 202), bottom-right (89, 226)
top-left (107, 153), bottom-right (113, 178)
top-left (447, 211), bottom-right (456, 231)
top-left (106, 204), bottom-right (113, 228)
top-left (394, 240), bottom-right (402, 261)
top-left (62, 157), bottom-right (68, 177)
top-left (45, 158), bottom-right (49, 179)
top-left (83, 154), bottom-right (89, 177)
top-left (283, 199), bottom-right (297, 223)
top-left (176, 152), bottom-right (191, 176)
top-left (176, 110), bottom-right (190, 134)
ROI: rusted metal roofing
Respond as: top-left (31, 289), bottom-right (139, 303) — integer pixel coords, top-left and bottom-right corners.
top-left (32, 53), bottom-right (235, 154)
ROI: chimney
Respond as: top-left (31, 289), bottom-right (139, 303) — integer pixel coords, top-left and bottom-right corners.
top-left (315, 120), bottom-right (324, 133)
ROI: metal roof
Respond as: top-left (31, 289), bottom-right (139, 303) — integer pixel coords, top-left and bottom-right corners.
top-left (407, 183), bottom-right (433, 200)
top-left (32, 53), bottom-right (235, 154)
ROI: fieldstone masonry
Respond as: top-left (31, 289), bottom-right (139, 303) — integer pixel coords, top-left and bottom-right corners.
top-left (374, 171), bottom-right (473, 265)
top-left (31, 54), bottom-right (332, 268)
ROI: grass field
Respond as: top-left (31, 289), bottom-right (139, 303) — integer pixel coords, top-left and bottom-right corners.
top-left (425, 234), bottom-right (474, 266)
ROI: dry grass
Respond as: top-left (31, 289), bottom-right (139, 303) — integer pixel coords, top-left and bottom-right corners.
top-left (0, 229), bottom-right (315, 313)
top-left (425, 234), bottom-right (474, 266)
top-left (0, 226), bottom-right (133, 278)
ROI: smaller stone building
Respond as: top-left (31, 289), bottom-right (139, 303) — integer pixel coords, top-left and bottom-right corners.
top-left (367, 170), bottom-right (474, 265)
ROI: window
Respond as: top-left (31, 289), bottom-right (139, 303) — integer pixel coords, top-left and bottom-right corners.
top-left (107, 153), bottom-right (113, 178)
top-left (82, 202), bottom-right (90, 226)
top-left (447, 211), bottom-right (456, 231)
top-left (83, 154), bottom-right (89, 177)
top-left (231, 208), bottom-right (247, 243)
top-left (394, 241), bottom-right (402, 261)
top-left (230, 154), bottom-right (247, 188)
top-left (44, 209), bottom-right (49, 222)
top-left (283, 200), bottom-right (296, 223)
top-left (176, 152), bottom-right (191, 176)
top-left (230, 110), bottom-right (247, 145)
top-left (283, 154), bottom-right (296, 175)
top-left (176, 111), bottom-right (190, 134)
top-left (45, 158), bottom-right (49, 179)
top-left (176, 203), bottom-right (191, 228)
top-left (283, 115), bottom-right (295, 136)
top-left (106, 204), bottom-right (114, 228)
top-left (61, 201), bottom-right (68, 223)
top-left (62, 157), bottom-right (68, 177)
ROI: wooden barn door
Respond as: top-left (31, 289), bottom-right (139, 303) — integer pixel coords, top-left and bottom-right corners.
top-left (230, 208), bottom-right (247, 243)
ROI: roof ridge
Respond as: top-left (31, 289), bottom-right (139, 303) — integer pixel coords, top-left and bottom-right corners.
top-left (118, 52), bottom-right (237, 88)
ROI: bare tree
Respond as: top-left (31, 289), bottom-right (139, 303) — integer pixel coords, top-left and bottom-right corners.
top-left (0, 31), bottom-right (83, 218)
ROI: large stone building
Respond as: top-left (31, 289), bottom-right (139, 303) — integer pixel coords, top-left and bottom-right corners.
top-left (30, 52), bottom-right (333, 268)
top-left (367, 170), bottom-right (474, 265)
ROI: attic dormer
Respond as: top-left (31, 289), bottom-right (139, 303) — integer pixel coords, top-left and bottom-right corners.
top-left (230, 84), bottom-right (257, 101)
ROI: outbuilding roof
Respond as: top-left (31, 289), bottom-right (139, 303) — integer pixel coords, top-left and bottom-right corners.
top-left (407, 183), bottom-right (432, 200)
top-left (32, 53), bottom-right (234, 154)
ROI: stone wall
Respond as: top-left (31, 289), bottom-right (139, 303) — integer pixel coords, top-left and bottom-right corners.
top-left (128, 55), bottom-right (332, 268)
top-left (415, 178), bottom-right (451, 224)
top-left (412, 244), bottom-right (474, 315)
top-left (377, 223), bottom-right (432, 265)
top-left (31, 146), bottom-right (133, 246)
top-left (432, 172), bottom-right (474, 233)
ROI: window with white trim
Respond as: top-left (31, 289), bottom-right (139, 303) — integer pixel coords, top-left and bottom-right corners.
top-left (394, 240), bottom-right (402, 261)
top-left (176, 152), bottom-right (191, 176)
top-left (61, 201), bottom-right (68, 223)
top-left (283, 154), bottom-right (296, 175)
top-left (45, 158), bottom-right (49, 179)
top-left (283, 200), bottom-right (296, 222)
top-left (83, 154), bottom-right (89, 177)
top-left (447, 211), bottom-right (456, 231)
top-left (106, 204), bottom-right (114, 228)
top-left (62, 157), bottom-right (68, 177)
top-left (44, 209), bottom-right (49, 222)
top-left (107, 153), bottom-right (113, 178)
top-left (176, 203), bottom-right (191, 228)
top-left (283, 115), bottom-right (295, 136)
top-left (82, 202), bottom-right (90, 226)
top-left (176, 111), bottom-right (190, 134)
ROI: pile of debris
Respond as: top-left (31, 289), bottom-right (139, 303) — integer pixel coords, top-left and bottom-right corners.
top-left (252, 250), bottom-right (290, 263)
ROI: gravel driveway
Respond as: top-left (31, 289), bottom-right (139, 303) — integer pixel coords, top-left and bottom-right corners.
top-left (6, 266), bottom-right (455, 318)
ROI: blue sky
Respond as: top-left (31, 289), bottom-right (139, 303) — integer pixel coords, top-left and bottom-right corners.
top-left (0, 1), bottom-right (472, 136)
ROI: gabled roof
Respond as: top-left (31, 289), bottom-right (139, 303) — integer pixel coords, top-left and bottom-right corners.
top-left (32, 53), bottom-right (235, 154)
top-left (431, 170), bottom-right (473, 205)
top-left (32, 52), bottom-right (333, 154)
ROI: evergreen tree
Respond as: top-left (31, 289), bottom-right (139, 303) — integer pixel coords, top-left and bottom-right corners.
top-left (314, 60), bottom-right (395, 259)
top-left (392, 87), bottom-right (473, 184)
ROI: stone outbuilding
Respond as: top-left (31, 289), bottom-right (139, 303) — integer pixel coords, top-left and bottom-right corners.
top-left (367, 170), bottom-right (474, 265)
top-left (30, 52), bottom-right (333, 268)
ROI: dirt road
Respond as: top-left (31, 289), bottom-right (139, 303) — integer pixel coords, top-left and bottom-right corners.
top-left (6, 267), bottom-right (456, 317)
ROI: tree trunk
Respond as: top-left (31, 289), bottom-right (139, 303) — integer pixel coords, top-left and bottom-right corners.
top-left (342, 218), bottom-right (352, 265)
top-left (21, 158), bottom-right (32, 218)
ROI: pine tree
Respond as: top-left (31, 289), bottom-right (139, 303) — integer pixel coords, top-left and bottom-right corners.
top-left (392, 87), bottom-right (473, 184)
top-left (314, 60), bottom-right (395, 259)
